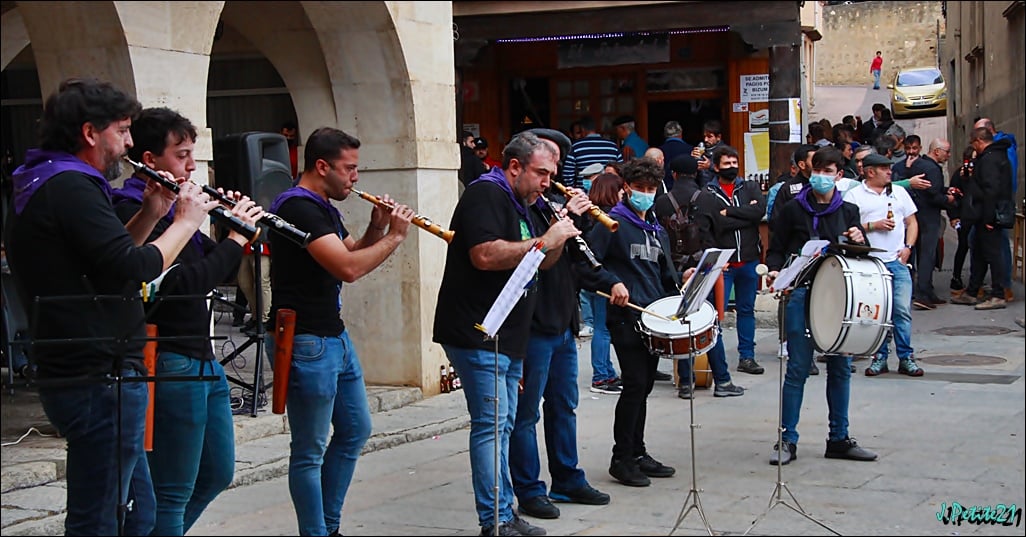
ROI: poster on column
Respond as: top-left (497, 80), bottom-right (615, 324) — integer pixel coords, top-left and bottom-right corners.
top-left (788, 98), bottom-right (802, 143)
top-left (740, 74), bottom-right (769, 103)
top-left (743, 132), bottom-right (769, 182)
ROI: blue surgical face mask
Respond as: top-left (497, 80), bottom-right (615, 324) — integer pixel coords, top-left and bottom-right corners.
top-left (629, 190), bottom-right (656, 212)
top-left (809, 173), bottom-right (836, 194)
top-left (582, 179), bottom-right (592, 192)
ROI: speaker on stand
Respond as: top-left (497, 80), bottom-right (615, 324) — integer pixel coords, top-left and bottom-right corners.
top-left (212, 132), bottom-right (293, 416)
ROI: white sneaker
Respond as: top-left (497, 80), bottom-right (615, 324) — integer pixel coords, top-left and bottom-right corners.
top-left (578, 325), bottom-right (594, 338)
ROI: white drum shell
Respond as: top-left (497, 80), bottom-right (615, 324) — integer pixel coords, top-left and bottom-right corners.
top-left (807, 255), bottom-right (893, 356)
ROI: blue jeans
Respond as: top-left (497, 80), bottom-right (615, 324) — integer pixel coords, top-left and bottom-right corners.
top-left (578, 289), bottom-right (593, 328)
top-left (675, 332), bottom-right (731, 386)
top-left (147, 353), bottom-right (235, 535)
top-left (510, 329), bottom-right (587, 501)
top-left (876, 260), bottom-right (914, 362)
top-left (39, 369), bottom-right (155, 536)
top-left (442, 345), bottom-right (523, 529)
top-left (781, 287), bottom-right (852, 445)
top-left (872, 69), bottom-right (881, 88)
top-left (587, 292), bottom-right (617, 383)
top-left (276, 331), bottom-right (372, 536)
top-left (722, 261), bottom-right (758, 360)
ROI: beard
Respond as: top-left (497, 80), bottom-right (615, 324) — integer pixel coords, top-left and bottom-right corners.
top-left (102, 157), bottom-right (123, 182)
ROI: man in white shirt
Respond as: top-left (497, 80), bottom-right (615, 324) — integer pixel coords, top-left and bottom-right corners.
top-left (843, 153), bottom-right (923, 377)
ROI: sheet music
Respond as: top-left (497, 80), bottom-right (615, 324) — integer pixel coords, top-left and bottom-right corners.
top-left (478, 244), bottom-right (546, 338)
top-left (140, 264), bottom-right (180, 301)
top-left (770, 239), bottom-right (830, 292)
top-left (675, 248), bottom-right (734, 319)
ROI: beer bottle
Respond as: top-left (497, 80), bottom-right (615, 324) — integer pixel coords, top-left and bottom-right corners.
top-left (447, 364), bottom-right (459, 391)
top-left (439, 365), bottom-right (449, 393)
top-left (886, 202), bottom-right (894, 221)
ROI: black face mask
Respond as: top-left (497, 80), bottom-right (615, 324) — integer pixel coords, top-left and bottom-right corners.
top-left (717, 167), bottom-right (738, 181)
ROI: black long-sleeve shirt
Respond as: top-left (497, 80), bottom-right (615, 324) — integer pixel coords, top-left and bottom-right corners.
top-left (7, 172), bottom-right (164, 378)
top-left (766, 196), bottom-right (864, 272)
top-left (114, 199), bottom-right (244, 360)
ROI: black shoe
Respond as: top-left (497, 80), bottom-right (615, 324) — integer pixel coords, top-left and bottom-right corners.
top-left (241, 318), bottom-right (257, 332)
top-left (809, 362), bottom-right (820, 376)
top-left (769, 441), bottom-right (797, 465)
top-left (737, 359), bottom-right (764, 375)
top-left (654, 370), bottom-right (672, 382)
top-left (635, 453), bottom-right (675, 478)
top-left (928, 295), bottom-right (947, 305)
top-left (609, 457), bottom-right (651, 487)
top-left (549, 484), bottom-right (610, 505)
top-left (508, 515), bottom-right (546, 536)
top-left (713, 382), bottom-right (745, 397)
top-left (824, 437), bottom-right (878, 461)
top-left (912, 298), bottom-right (936, 311)
top-left (481, 521), bottom-right (526, 536)
top-left (518, 495), bottom-right (559, 519)
top-left (677, 385), bottom-right (692, 400)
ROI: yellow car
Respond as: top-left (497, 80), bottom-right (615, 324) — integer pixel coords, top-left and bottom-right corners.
top-left (888, 67), bottom-right (947, 118)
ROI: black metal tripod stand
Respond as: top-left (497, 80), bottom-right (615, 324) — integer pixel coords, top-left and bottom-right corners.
top-left (219, 244), bottom-right (270, 417)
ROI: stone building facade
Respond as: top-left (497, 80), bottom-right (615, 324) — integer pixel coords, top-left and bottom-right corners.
top-left (814, 1), bottom-right (944, 87)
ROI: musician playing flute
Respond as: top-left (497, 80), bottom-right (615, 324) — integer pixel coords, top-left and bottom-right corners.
top-left (509, 129), bottom-right (611, 521)
top-left (432, 131), bottom-right (578, 537)
top-left (7, 78), bottom-right (217, 535)
top-left (266, 127), bottom-right (414, 536)
top-left (765, 145), bottom-right (877, 466)
top-left (111, 107), bottom-right (263, 535)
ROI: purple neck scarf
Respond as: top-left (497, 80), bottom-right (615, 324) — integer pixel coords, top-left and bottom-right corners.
top-left (470, 167), bottom-right (536, 237)
top-left (111, 176), bottom-right (205, 254)
top-left (271, 186), bottom-right (343, 234)
top-left (609, 200), bottom-right (662, 233)
top-left (795, 185), bottom-right (844, 238)
top-left (12, 149), bottom-right (111, 214)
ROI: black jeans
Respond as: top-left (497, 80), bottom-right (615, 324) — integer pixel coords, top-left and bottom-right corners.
top-left (952, 223), bottom-right (972, 281)
top-left (608, 318), bottom-right (660, 461)
top-left (914, 217), bottom-right (942, 299)
top-left (966, 225), bottom-right (1007, 299)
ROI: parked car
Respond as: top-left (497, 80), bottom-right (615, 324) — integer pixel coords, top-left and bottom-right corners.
top-left (888, 67), bottom-right (947, 118)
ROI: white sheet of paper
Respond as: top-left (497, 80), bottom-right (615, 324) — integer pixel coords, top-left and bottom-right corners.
top-left (479, 245), bottom-right (546, 338)
top-left (771, 240), bottom-right (830, 292)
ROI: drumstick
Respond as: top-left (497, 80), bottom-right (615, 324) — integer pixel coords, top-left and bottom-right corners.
top-left (596, 291), bottom-right (674, 322)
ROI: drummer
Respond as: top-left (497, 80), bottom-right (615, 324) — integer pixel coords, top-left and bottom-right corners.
top-left (582, 157), bottom-right (740, 489)
top-left (765, 145), bottom-right (878, 466)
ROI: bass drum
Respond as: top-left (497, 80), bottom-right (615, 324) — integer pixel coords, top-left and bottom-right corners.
top-left (807, 255), bottom-right (893, 356)
top-left (673, 352), bottom-right (713, 389)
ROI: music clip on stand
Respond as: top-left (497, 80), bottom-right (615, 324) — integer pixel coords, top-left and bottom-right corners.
top-left (669, 310), bottom-right (716, 537)
top-left (744, 277), bottom-right (840, 536)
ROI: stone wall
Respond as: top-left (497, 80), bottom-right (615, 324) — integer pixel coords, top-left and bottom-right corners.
top-left (815, 1), bottom-right (944, 87)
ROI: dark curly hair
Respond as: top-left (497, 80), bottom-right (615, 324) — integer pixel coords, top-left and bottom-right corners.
top-left (39, 78), bottom-right (141, 154)
top-left (620, 157), bottom-right (663, 189)
top-left (127, 107), bottom-right (197, 162)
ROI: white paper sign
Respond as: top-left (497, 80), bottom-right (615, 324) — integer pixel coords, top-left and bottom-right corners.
top-left (477, 244), bottom-right (546, 338)
top-left (740, 74), bottom-right (769, 103)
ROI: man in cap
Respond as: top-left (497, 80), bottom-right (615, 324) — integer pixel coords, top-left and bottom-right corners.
top-left (613, 116), bottom-right (648, 161)
top-left (474, 137), bottom-right (501, 169)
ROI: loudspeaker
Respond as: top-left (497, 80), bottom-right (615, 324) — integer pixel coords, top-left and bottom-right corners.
top-left (212, 132), bottom-right (294, 209)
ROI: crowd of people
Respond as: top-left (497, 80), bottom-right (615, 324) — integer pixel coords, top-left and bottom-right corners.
top-left (3, 76), bottom-right (1020, 537)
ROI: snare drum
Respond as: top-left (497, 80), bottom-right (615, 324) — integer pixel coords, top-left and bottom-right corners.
top-left (807, 255), bottom-right (893, 356)
top-left (638, 297), bottom-right (719, 359)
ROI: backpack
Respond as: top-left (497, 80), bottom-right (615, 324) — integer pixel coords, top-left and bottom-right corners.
top-left (661, 190), bottom-right (703, 272)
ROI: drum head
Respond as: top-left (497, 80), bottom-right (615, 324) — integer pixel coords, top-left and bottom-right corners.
top-left (640, 297), bottom-right (716, 338)
top-left (808, 256), bottom-right (846, 350)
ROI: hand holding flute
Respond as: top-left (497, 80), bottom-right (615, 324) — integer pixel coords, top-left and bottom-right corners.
top-left (366, 192), bottom-right (415, 239)
top-left (553, 182), bottom-right (619, 232)
top-left (352, 188), bottom-right (455, 243)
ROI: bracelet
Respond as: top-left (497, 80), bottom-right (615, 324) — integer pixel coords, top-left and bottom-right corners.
top-left (866, 221), bottom-right (873, 231)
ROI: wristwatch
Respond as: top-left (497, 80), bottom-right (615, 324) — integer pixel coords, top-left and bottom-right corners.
top-left (903, 244), bottom-right (914, 250)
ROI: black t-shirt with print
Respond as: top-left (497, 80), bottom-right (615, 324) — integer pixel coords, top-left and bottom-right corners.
top-left (269, 196), bottom-right (350, 336)
top-left (433, 180), bottom-right (539, 359)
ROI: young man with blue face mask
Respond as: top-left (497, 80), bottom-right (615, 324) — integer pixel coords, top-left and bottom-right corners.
top-left (765, 146), bottom-right (877, 466)
top-left (581, 158), bottom-right (689, 487)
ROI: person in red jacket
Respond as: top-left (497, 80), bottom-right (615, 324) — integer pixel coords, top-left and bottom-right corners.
top-left (870, 51), bottom-right (883, 90)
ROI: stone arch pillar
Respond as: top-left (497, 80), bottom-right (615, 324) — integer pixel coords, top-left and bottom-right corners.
top-left (0, 9), bottom-right (30, 70)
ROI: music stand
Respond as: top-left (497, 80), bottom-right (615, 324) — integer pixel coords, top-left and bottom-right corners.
top-left (743, 276), bottom-right (839, 536)
top-left (475, 242), bottom-right (546, 536)
top-left (25, 292), bottom-right (220, 536)
top-left (668, 315), bottom-right (716, 536)
top-left (219, 238), bottom-right (270, 417)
